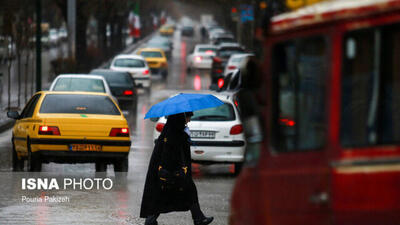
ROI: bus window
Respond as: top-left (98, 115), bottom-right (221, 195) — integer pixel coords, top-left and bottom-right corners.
top-left (272, 37), bottom-right (328, 152)
top-left (341, 24), bottom-right (400, 147)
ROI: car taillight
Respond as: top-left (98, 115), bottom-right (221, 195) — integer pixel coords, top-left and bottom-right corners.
top-left (228, 65), bottom-right (236, 70)
top-left (109, 128), bottom-right (130, 137)
top-left (123, 90), bottom-right (133, 96)
top-left (218, 78), bottom-right (224, 88)
top-left (195, 56), bottom-right (202, 62)
top-left (39, 126), bottom-right (60, 135)
top-left (142, 69), bottom-right (149, 75)
top-left (216, 69), bottom-right (223, 74)
top-left (234, 100), bottom-right (239, 107)
top-left (156, 123), bottom-right (165, 132)
top-left (279, 118), bottom-right (296, 127)
top-left (230, 124), bottom-right (243, 135)
top-left (213, 57), bottom-right (222, 63)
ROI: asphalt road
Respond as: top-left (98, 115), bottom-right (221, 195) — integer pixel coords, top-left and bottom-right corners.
top-left (0, 28), bottom-right (235, 225)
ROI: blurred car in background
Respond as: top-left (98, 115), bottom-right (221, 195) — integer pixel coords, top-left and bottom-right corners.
top-left (146, 36), bottom-right (172, 59)
top-left (89, 69), bottom-right (138, 113)
top-left (136, 48), bottom-right (168, 78)
top-left (187, 44), bottom-right (217, 71)
top-left (212, 34), bottom-right (236, 46)
top-left (110, 54), bottom-right (151, 91)
top-left (58, 27), bottom-right (68, 41)
top-left (224, 53), bottom-right (254, 76)
top-left (210, 43), bottom-right (245, 89)
top-left (181, 25), bottom-right (194, 36)
top-left (49, 28), bottom-right (59, 47)
top-left (159, 24), bottom-right (175, 36)
top-left (7, 91), bottom-right (131, 174)
top-left (153, 92), bottom-right (245, 174)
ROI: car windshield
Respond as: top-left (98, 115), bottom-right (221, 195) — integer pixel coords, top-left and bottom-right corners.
top-left (147, 42), bottom-right (169, 48)
top-left (94, 72), bottom-right (133, 86)
top-left (140, 51), bottom-right (163, 58)
top-left (113, 58), bottom-right (145, 68)
top-left (52, 78), bottom-right (105, 92)
top-left (218, 48), bottom-right (244, 58)
top-left (40, 94), bottom-right (120, 115)
top-left (191, 103), bottom-right (235, 121)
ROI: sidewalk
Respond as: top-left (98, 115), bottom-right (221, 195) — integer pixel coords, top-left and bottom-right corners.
top-left (0, 32), bottom-right (157, 133)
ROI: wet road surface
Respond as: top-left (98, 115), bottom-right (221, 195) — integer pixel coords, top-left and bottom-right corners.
top-left (0, 27), bottom-right (235, 225)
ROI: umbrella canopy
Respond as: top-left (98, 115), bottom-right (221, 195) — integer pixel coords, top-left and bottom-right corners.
top-left (144, 93), bottom-right (224, 119)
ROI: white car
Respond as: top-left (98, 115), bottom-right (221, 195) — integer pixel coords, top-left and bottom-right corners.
top-left (187, 44), bottom-right (217, 70)
top-left (110, 54), bottom-right (151, 89)
top-left (153, 92), bottom-right (246, 173)
top-left (224, 53), bottom-right (254, 76)
top-left (49, 74), bottom-right (118, 104)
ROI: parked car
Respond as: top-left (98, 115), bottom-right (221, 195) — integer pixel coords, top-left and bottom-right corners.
top-left (89, 69), bottom-right (138, 112)
top-left (187, 44), bottom-right (217, 71)
top-left (7, 91), bottom-right (131, 174)
top-left (110, 54), bottom-right (151, 91)
top-left (136, 48), bottom-right (168, 78)
top-left (153, 92), bottom-right (245, 174)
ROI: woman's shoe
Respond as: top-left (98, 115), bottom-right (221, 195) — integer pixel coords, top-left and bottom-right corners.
top-left (194, 216), bottom-right (214, 225)
top-left (144, 215), bottom-right (158, 225)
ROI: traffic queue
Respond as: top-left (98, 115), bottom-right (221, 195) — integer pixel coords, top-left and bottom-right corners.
top-left (6, 18), bottom-right (252, 178)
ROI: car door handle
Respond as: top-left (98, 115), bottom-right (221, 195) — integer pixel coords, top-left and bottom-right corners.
top-left (309, 192), bottom-right (329, 204)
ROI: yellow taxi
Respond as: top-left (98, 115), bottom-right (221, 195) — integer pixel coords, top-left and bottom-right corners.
top-left (7, 91), bottom-right (131, 173)
top-left (136, 47), bottom-right (168, 78)
top-left (159, 24), bottom-right (174, 36)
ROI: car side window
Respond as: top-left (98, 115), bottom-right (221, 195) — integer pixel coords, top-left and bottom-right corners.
top-left (21, 94), bottom-right (41, 119)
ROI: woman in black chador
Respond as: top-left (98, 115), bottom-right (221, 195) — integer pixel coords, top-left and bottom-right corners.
top-left (140, 112), bottom-right (213, 225)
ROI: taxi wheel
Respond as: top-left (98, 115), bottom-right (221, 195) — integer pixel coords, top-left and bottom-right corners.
top-left (234, 163), bottom-right (243, 176)
top-left (114, 157), bottom-right (128, 173)
top-left (95, 162), bottom-right (107, 172)
top-left (27, 144), bottom-right (42, 172)
top-left (12, 141), bottom-right (24, 172)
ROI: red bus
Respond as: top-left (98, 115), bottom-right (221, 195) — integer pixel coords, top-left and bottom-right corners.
top-left (230, 0), bottom-right (400, 224)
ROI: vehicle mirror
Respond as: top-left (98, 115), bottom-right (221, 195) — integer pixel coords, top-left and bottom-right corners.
top-left (150, 117), bottom-right (159, 122)
top-left (7, 111), bottom-right (20, 120)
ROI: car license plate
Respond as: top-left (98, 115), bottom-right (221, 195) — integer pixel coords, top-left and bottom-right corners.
top-left (191, 131), bottom-right (215, 139)
top-left (70, 144), bottom-right (102, 151)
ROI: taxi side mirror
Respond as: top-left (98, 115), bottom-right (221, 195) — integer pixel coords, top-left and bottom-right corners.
top-left (7, 111), bottom-right (20, 120)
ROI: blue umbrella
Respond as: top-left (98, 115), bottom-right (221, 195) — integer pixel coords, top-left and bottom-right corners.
top-left (144, 93), bottom-right (224, 119)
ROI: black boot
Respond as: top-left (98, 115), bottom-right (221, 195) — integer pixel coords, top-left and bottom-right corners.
top-left (190, 203), bottom-right (213, 225)
top-left (144, 214), bottom-right (159, 225)
top-left (194, 216), bottom-right (214, 225)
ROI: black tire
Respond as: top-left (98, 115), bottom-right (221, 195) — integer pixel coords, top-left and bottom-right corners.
top-left (114, 157), bottom-right (128, 173)
top-left (234, 162), bottom-right (243, 176)
top-left (95, 162), bottom-right (107, 172)
top-left (114, 157), bottom-right (128, 181)
top-left (11, 140), bottom-right (24, 172)
top-left (27, 142), bottom-right (42, 172)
